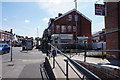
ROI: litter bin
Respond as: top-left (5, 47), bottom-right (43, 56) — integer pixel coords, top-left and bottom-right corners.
top-left (22, 46), bottom-right (25, 51)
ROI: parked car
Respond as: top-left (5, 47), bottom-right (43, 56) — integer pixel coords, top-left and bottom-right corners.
top-left (0, 43), bottom-right (10, 55)
top-left (14, 42), bottom-right (22, 47)
top-left (0, 49), bottom-right (2, 55)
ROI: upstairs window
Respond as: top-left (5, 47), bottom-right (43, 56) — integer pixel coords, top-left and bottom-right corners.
top-left (68, 14), bottom-right (72, 19)
top-left (68, 14), bottom-right (72, 21)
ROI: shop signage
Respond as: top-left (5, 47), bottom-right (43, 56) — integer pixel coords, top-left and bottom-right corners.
top-left (56, 25), bottom-right (60, 33)
top-left (95, 4), bottom-right (106, 16)
top-left (67, 25), bottom-right (72, 32)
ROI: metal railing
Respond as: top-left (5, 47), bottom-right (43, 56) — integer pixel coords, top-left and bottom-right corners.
top-left (81, 29), bottom-right (120, 61)
top-left (48, 43), bottom-right (101, 80)
top-left (51, 29), bottom-right (120, 61)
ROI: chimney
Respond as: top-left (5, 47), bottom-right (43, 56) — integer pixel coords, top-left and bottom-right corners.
top-left (58, 13), bottom-right (62, 17)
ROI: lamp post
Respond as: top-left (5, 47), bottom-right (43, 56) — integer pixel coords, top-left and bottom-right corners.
top-left (74, 0), bottom-right (78, 55)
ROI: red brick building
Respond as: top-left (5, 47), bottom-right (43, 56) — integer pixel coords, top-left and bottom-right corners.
top-left (46, 9), bottom-right (92, 48)
top-left (0, 29), bottom-right (11, 44)
top-left (105, 1), bottom-right (120, 59)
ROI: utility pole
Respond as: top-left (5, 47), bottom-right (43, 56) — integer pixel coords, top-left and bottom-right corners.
top-left (10, 29), bottom-right (13, 62)
top-left (74, 0), bottom-right (78, 55)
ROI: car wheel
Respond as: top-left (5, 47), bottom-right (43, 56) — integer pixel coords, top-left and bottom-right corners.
top-left (2, 50), bottom-right (4, 55)
top-left (7, 51), bottom-right (10, 53)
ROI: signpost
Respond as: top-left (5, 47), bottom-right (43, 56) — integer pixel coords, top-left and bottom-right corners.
top-left (10, 29), bottom-right (13, 62)
top-left (74, 0), bottom-right (78, 55)
top-left (95, 4), bottom-right (106, 16)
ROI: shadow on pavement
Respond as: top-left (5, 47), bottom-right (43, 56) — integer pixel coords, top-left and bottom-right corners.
top-left (43, 57), bottom-right (56, 80)
top-left (108, 59), bottom-right (120, 67)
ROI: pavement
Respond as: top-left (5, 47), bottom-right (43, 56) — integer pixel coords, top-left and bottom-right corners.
top-left (1, 47), bottom-right (46, 79)
top-left (48, 54), bottom-right (83, 79)
top-left (48, 52), bottom-right (120, 79)
top-left (71, 53), bottom-right (120, 69)
top-left (1, 47), bottom-right (120, 79)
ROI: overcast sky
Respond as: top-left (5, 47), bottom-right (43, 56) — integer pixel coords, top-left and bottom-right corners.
top-left (1, 0), bottom-right (105, 38)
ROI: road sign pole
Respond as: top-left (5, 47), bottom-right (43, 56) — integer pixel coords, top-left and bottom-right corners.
top-left (75, 0), bottom-right (78, 55)
top-left (10, 29), bottom-right (13, 62)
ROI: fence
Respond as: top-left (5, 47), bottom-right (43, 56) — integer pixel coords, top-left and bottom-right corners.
top-left (48, 43), bottom-right (101, 80)
top-left (47, 29), bottom-right (120, 79)
top-left (52, 29), bottom-right (120, 60)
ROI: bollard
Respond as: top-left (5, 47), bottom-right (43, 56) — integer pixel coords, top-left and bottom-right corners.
top-left (102, 43), bottom-right (104, 60)
top-left (52, 50), bottom-right (56, 69)
top-left (84, 41), bottom-right (87, 62)
top-left (53, 56), bottom-right (55, 69)
top-left (64, 59), bottom-right (68, 80)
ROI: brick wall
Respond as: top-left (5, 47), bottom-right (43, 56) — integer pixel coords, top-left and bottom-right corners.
top-left (75, 60), bottom-right (120, 79)
top-left (105, 2), bottom-right (120, 59)
top-left (54, 10), bottom-right (91, 42)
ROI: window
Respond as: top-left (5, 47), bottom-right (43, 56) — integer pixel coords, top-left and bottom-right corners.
top-left (55, 38), bottom-right (58, 43)
top-left (73, 26), bottom-right (76, 32)
top-left (61, 25), bottom-right (66, 33)
top-left (68, 14), bottom-right (72, 21)
top-left (6, 35), bottom-right (8, 39)
top-left (56, 25), bottom-right (60, 33)
top-left (68, 14), bottom-right (72, 19)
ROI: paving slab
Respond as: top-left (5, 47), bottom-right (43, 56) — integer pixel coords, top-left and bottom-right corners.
top-left (48, 55), bottom-right (83, 79)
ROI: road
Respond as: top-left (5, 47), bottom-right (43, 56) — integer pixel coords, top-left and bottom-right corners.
top-left (1, 47), bottom-right (46, 78)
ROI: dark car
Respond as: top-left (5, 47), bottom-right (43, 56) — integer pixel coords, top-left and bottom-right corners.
top-left (14, 42), bottom-right (22, 47)
top-left (0, 44), bottom-right (10, 55)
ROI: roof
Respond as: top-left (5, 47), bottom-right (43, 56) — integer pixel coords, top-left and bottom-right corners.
top-left (54, 9), bottom-right (92, 22)
top-left (92, 31), bottom-right (102, 37)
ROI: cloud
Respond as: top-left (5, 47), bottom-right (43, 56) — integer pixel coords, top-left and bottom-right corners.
top-left (2, 25), bottom-right (15, 32)
top-left (38, 0), bottom-right (74, 17)
top-left (42, 18), bottom-right (49, 23)
top-left (38, 0), bottom-right (89, 18)
top-left (3, 18), bottom-right (7, 21)
top-left (25, 20), bottom-right (30, 23)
